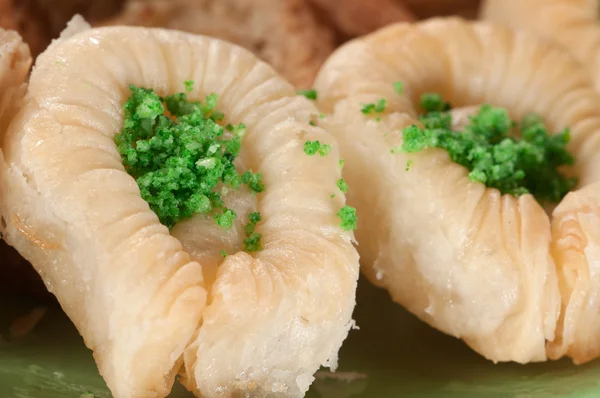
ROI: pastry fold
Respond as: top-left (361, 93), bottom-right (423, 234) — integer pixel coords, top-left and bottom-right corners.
top-left (481, 0), bottom-right (600, 90)
top-left (0, 18), bottom-right (360, 398)
top-left (314, 18), bottom-right (600, 364)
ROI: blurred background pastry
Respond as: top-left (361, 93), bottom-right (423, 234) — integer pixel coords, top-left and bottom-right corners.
top-left (0, 0), bottom-right (124, 56)
top-left (99, 0), bottom-right (336, 88)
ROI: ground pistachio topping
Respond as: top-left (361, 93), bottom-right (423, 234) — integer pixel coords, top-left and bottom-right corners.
top-left (361, 98), bottom-right (387, 115)
top-left (338, 206), bottom-right (358, 231)
top-left (337, 178), bottom-right (349, 193)
top-left (297, 89), bottom-right (318, 100)
top-left (400, 92), bottom-right (577, 203)
top-left (115, 84), bottom-right (264, 230)
top-left (304, 140), bottom-right (332, 156)
top-left (244, 211), bottom-right (262, 252)
top-left (394, 81), bottom-right (404, 95)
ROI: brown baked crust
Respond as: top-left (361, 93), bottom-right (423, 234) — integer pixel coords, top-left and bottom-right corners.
top-left (307, 0), bottom-right (416, 38)
top-left (403, 0), bottom-right (481, 19)
top-left (100, 0), bottom-right (335, 88)
top-left (0, 0), bottom-right (124, 57)
top-left (0, 1), bottom-right (45, 56)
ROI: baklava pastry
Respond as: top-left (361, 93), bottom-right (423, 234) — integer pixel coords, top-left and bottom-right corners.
top-left (0, 17), bottom-right (360, 398)
top-left (481, 0), bottom-right (600, 90)
top-left (314, 18), bottom-right (600, 365)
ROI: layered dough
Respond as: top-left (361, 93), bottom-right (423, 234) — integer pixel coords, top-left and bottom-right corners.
top-left (0, 18), bottom-right (360, 398)
top-left (314, 18), bottom-right (600, 364)
top-left (481, 0), bottom-right (600, 91)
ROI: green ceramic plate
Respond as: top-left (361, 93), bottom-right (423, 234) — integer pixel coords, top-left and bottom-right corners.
top-left (1, 278), bottom-right (600, 398)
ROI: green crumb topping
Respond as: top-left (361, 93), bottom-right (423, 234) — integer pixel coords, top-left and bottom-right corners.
top-left (244, 232), bottom-right (262, 252)
top-left (114, 84), bottom-right (264, 229)
top-left (241, 170), bottom-right (265, 193)
top-left (361, 98), bottom-right (387, 114)
top-left (215, 209), bottom-right (237, 229)
top-left (339, 158), bottom-right (345, 168)
top-left (405, 159), bottom-right (413, 171)
top-left (420, 93), bottom-right (451, 112)
top-left (309, 120), bottom-right (317, 126)
top-left (297, 89), bottom-right (318, 100)
top-left (244, 211), bottom-right (262, 252)
top-left (304, 140), bottom-right (332, 156)
top-left (220, 249), bottom-right (228, 257)
top-left (244, 211), bottom-right (261, 234)
top-left (418, 93), bottom-right (452, 130)
top-left (226, 122), bottom-right (247, 136)
top-left (331, 194), bottom-right (336, 198)
top-left (249, 211), bottom-right (262, 223)
top-left (184, 80), bottom-right (194, 92)
top-left (337, 178), bottom-right (349, 193)
top-left (400, 93), bottom-right (577, 203)
top-left (394, 81), bottom-right (404, 95)
top-left (338, 206), bottom-right (357, 231)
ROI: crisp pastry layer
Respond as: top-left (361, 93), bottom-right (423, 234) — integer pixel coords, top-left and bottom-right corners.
top-left (481, 0), bottom-right (600, 91)
top-left (314, 17), bottom-right (600, 365)
top-left (0, 18), bottom-right (360, 398)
